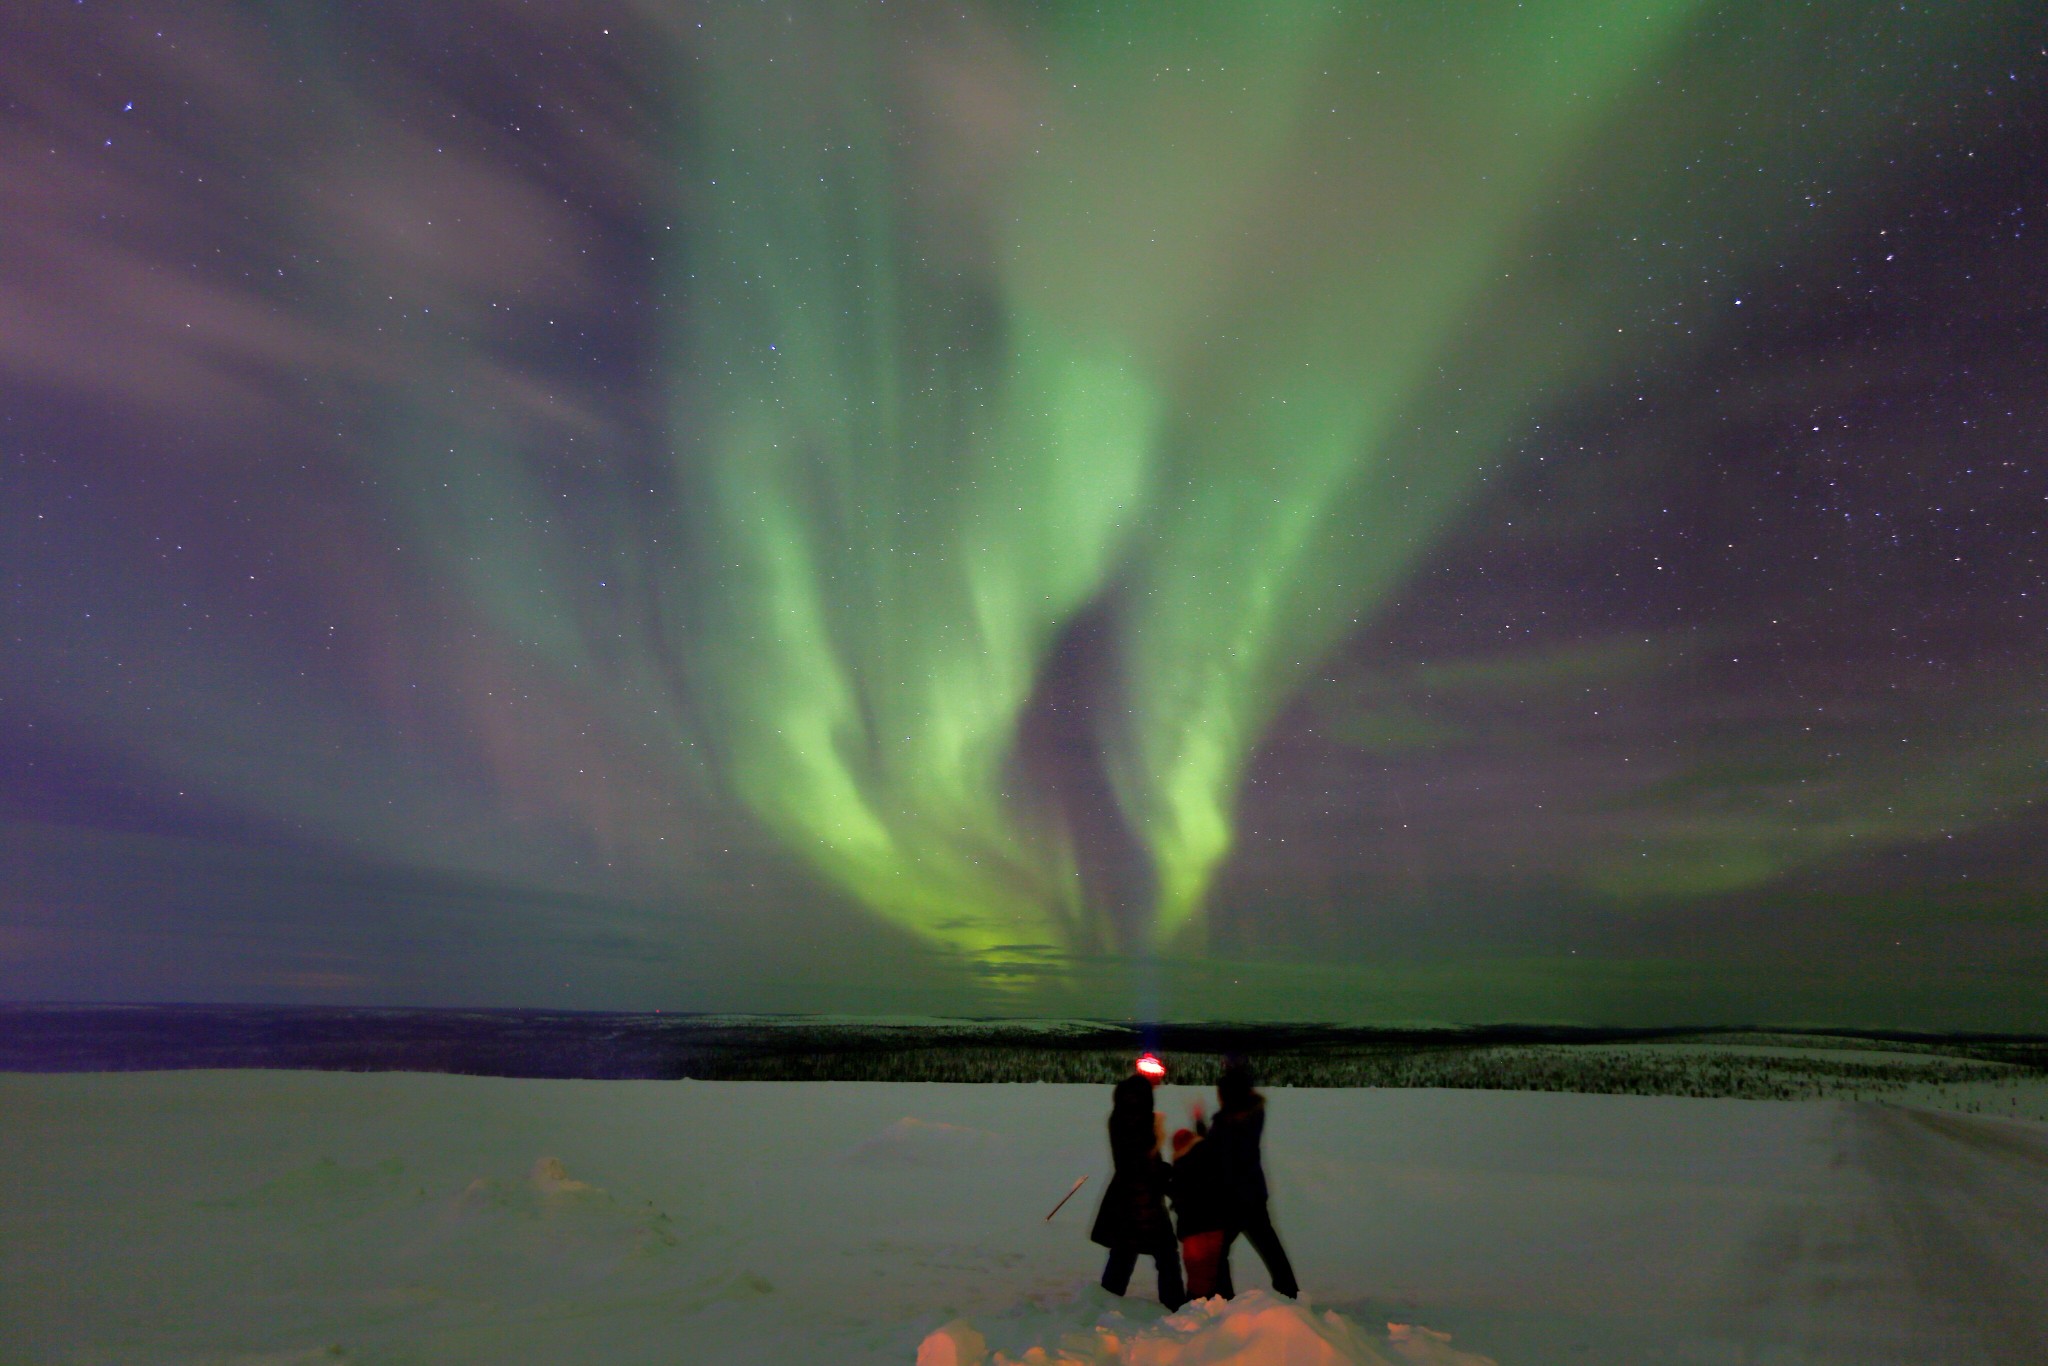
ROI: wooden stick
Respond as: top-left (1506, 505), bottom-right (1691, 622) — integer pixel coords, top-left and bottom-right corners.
top-left (1044, 1174), bottom-right (1088, 1220)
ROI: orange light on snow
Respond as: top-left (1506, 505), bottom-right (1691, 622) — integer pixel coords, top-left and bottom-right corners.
top-left (1135, 1053), bottom-right (1166, 1080)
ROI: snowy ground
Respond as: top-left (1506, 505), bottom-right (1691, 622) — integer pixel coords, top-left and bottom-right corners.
top-left (4, 1074), bottom-right (2047, 1364)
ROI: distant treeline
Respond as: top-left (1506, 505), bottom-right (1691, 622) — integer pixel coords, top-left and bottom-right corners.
top-left (695, 1038), bottom-right (2040, 1099)
top-left (4, 1005), bottom-right (2046, 1100)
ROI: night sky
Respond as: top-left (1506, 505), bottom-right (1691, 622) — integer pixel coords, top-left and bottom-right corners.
top-left (4, 2), bottom-right (2044, 1026)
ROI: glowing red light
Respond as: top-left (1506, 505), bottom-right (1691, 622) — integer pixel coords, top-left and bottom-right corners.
top-left (1135, 1053), bottom-right (1166, 1080)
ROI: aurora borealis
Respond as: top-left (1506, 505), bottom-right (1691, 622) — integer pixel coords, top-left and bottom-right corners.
top-left (3, 1), bottom-right (2044, 1025)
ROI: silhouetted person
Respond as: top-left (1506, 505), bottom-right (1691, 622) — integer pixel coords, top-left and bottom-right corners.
top-left (1168, 1126), bottom-right (1227, 1299)
top-left (1090, 1072), bottom-right (1186, 1308)
top-left (1199, 1056), bottom-right (1297, 1299)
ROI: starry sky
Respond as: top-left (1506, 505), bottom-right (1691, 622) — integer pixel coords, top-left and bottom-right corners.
top-left (3, 1), bottom-right (2044, 1027)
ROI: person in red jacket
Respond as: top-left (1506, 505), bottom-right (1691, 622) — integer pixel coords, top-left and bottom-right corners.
top-left (1168, 1125), bottom-right (1227, 1299)
top-left (1089, 1071), bottom-right (1187, 1308)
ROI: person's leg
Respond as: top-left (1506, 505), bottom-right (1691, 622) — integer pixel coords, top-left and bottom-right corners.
top-left (1100, 1246), bottom-right (1138, 1295)
top-left (1240, 1208), bottom-right (1298, 1298)
top-left (1214, 1228), bottom-right (1238, 1299)
top-left (1153, 1243), bottom-right (1187, 1311)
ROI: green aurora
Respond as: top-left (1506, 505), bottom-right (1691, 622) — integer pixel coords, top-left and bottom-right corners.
top-left (631, 0), bottom-right (2004, 965)
top-left (3, 0), bottom-right (2043, 1022)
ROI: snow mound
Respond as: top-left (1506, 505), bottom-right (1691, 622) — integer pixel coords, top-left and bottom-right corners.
top-left (432, 1156), bottom-right (692, 1284)
top-left (918, 1292), bottom-right (1496, 1366)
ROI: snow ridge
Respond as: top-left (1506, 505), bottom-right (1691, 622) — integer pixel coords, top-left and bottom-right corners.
top-left (918, 1291), bottom-right (1496, 1366)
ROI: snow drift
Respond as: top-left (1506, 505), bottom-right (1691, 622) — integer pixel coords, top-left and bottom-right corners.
top-left (917, 1292), bottom-right (1495, 1366)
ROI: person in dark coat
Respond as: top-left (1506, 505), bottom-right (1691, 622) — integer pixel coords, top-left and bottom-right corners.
top-left (1198, 1056), bottom-right (1298, 1299)
top-left (1168, 1126), bottom-right (1227, 1299)
top-left (1089, 1072), bottom-right (1186, 1308)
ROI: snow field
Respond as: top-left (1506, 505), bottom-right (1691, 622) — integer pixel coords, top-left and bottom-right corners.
top-left (4, 1073), bottom-right (2046, 1364)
